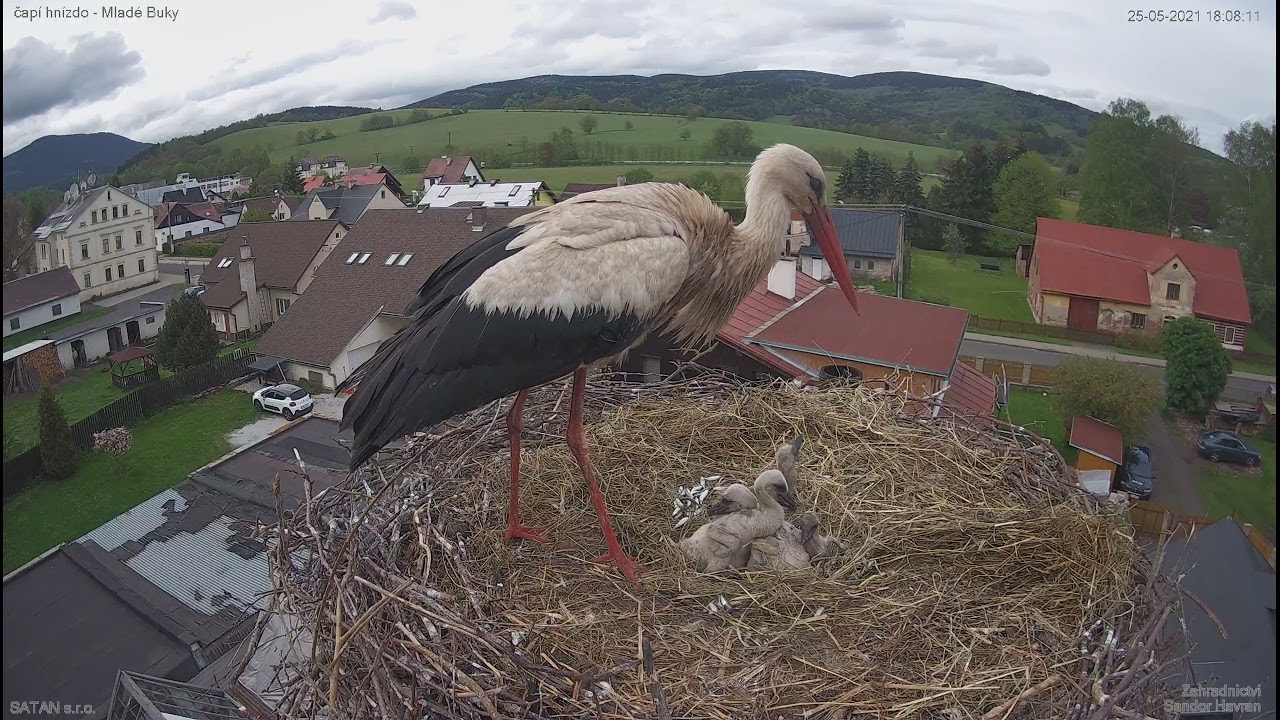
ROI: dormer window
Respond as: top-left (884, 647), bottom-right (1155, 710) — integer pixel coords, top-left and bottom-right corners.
top-left (1166, 283), bottom-right (1181, 301)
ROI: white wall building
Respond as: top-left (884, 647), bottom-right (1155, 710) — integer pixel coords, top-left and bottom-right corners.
top-left (2, 267), bottom-right (83, 338)
top-left (32, 186), bottom-right (160, 302)
top-left (416, 180), bottom-right (554, 208)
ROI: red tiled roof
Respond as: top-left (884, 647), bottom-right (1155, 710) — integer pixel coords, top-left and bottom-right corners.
top-left (108, 346), bottom-right (152, 363)
top-left (937, 361), bottom-right (998, 427)
top-left (3, 266), bottom-right (82, 315)
top-left (337, 172), bottom-right (387, 188)
top-left (1068, 415), bottom-right (1124, 465)
top-left (1035, 218), bottom-right (1252, 325)
top-left (422, 156), bottom-right (476, 183)
top-left (752, 289), bottom-right (970, 377)
top-left (302, 176), bottom-right (329, 193)
top-left (716, 272), bottom-right (825, 376)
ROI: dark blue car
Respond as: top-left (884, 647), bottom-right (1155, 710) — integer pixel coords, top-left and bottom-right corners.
top-left (1117, 445), bottom-right (1155, 499)
top-left (1196, 431), bottom-right (1262, 467)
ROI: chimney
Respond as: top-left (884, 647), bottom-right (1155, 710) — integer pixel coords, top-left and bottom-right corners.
top-left (767, 257), bottom-right (797, 300)
top-left (238, 238), bottom-right (263, 332)
top-left (616, 175), bottom-right (626, 187)
top-left (470, 207), bottom-right (488, 231)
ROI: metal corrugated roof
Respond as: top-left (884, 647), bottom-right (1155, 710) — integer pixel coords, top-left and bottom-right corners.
top-left (126, 515), bottom-right (273, 615)
top-left (799, 208), bottom-right (901, 260)
top-left (2, 339), bottom-right (54, 363)
top-left (77, 490), bottom-right (188, 551)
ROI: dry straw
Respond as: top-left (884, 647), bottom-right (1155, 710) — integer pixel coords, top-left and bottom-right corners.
top-left (255, 373), bottom-right (1185, 719)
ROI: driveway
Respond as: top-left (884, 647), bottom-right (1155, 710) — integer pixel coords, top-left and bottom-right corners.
top-left (1144, 414), bottom-right (1205, 516)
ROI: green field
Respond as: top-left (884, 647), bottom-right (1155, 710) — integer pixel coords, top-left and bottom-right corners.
top-left (3, 389), bottom-right (258, 573)
top-left (1057, 197), bottom-right (1080, 221)
top-left (1005, 388), bottom-right (1074, 460)
top-left (211, 109), bottom-right (959, 173)
top-left (3, 367), bottom-right (133, 460)
top-left (1197, 438), bottom-right (1276, 533)
top-left (907, 249), bottom-right (1033, 321)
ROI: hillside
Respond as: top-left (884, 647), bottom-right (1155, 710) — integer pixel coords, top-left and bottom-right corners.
top-left (410, 70), bottom-right (1100, 159)
top-left (2, 133), bottom-right (151, 193)
top-left (209, 108), bottom-right (959, 172)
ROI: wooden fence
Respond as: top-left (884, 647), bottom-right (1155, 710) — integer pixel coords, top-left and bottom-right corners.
top-left (968, 314), bottom-right (1276, 366)
top-left (2, 350), bottom-right (253, 498)
top-left (959, 355), bottom-right (1056, 390)
top-left (1129, 499), bottom-right (1276, 570)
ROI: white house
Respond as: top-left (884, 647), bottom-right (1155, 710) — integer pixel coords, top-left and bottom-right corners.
top-left (416, 180), bottom-right (555, 209)
top-left (421, 155), bottom-right (484, 188)
top-left (122, 173), bottom-right (247, 207)
top-left (154, 202), bottom-right (241, 251)
top-left (296, 156), bottom-right (348, 180)
top-left (44, 285), bottom-right (178, 369)
top-left (2, 267), bottom-right (83, 338)
top-left (32, 185), bottom-right (160, 302)
top-left (289, 183), bottom-right (407, 225)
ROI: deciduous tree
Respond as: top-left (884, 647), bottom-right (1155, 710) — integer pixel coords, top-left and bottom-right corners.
top-left (1079, 99), bottom-right (1162, 233)
top-left (38, 382), bottom-right (79, 480)
top-left (678, 128), bottom-right (692, 141)
top-left (154, 293), bottom-right (220, 371)
top-left (241, 208), bottom-right (274, 222)
top-left (624, 168), bottom-right (654, 183)
top-left (579, 116), bottom-right (599, 134)
top-left (3, 196), bottom-right (34, 281)
top-left (990, 151), bottom-right (1058, 255)
top-left (1051, 358), bottom-right (1162, 441)
top-left (1161, 316), bottom-right (1232, 418)
top-left (709, 121), bottom-right (758, 159)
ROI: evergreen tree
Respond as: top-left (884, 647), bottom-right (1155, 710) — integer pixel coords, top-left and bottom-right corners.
top-left (278, 158), bottom-right (305, 194)
top-left (849, 149), bottom-right (872, 202)
top-left (38, 382), bottom-right (79, 480)
top-left (154, 293), bottom-right (220, 371)
top-left (1161, 317), bottom-right (1232, 418)
top-left (834, 160), bottom-right (856, 204)
top-left (891, 152), bottom-right (924, 206)
top-left (943, 223), bottom-right (967, 263)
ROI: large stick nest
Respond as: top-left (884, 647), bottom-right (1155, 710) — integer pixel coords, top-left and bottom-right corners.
top-left (257, 374), bottom-right (1185, 719)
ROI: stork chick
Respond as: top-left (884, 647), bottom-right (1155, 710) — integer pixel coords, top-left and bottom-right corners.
top-left (745, 519), bottom-right (811, 571)
top-left (706, 436), bottom-right (805, 519)
top-left (799, 511), bottom-right (843, 561)
top-left (679, 469), bottom-right (797, 573)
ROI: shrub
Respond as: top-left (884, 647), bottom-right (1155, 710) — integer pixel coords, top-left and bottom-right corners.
top-left (1117, 331), bottom-right (1163, 354)
top-left (1161, 316), bottom-right (1232, 418)
top-left (1050, 358), bottom-right (1162, 440)
top-left (154, 293), bottom-right (220, 371)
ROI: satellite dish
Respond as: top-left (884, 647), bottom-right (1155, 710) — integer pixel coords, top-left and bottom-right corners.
top-left (87, 173), bottom-right (97, 187)
top-left (69, 184), bottom-right (81, 200)
top-left (79, 181), bottom-right (88, 191)
top-left (63, 190), bottom-right (72, 204)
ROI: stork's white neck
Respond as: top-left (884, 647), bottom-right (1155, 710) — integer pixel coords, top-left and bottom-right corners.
top-left (737, 175), bottom-right (791, 254)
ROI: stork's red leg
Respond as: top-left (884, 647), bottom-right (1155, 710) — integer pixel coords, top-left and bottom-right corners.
top-left (566, 368), bottom-right (646, 583)
top-left (505, 389), bottom-right (551, 544)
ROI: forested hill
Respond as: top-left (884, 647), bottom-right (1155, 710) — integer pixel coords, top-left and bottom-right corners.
top-left (408, 70), bottom-right (1101, 159)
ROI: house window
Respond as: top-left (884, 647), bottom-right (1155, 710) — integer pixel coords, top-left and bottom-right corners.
top-left (853, 259), bottom-right (862, 269)
top-left (117, 263), bottom-right (125, 278)
top-left (102, 238), bottom-right (110, 253)
top-left (81, 244), bottom-right (89, 260)
top-left (385, 253), bottom-right (401, 265)
top-left (138, 258), bottom-right (145, 273)
top-left (40, 245), bottom-right (47, 258)
top-left (185, 230), bottom-right (193, 238)
top-left (396, 253), bottom-right (413, 266)
top-left (509, 185), bottom-right (522, 197)
top-left (356, 252), bottom-right (371, 265)
top-left (115, 235), bottom-right (122, 250)
top-left (9, 317), bottom-right (20, 331)
top-left (112, 206), bottom-right (119, 219)
top-left (146, 316), bottom-right (155, 324)
top-left (83, 272), bottom-right (91, 287)
top-left (1130, 313), bottom-right (1146, 329)
top-left (217, 258), bottom-right (233, 269)
top-left (105, 267), bottom-right (113, 282)
top-left (345, 252), bottom-right (359, 264)
top-left (867, 260), bottom-right (875, 271)
top-left (135, 230), bottom-right (143, 246)
top-left (91, 210), bottom-right (98, 223)
top-left (277, 298), bottom-right (291, 315)
top-left (122, 204), bottom-right (128, 216)
top-left (308, 371), bottom-right (324, 386)
top-left (1166, 283), bottom-right (1181, 301)
top-left (438, 187), bottom-right (450, 196)
top-left (52, 303), bottom-right (62, 316)
top-left (380, 189), bottom-right (386, 199)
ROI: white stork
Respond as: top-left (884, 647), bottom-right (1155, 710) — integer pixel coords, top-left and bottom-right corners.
top-left (338, 143), bottom-right (859, 583)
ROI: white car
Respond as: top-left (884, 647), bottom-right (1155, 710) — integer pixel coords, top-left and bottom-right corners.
top-left (252, 383), bottom-right (313, 420)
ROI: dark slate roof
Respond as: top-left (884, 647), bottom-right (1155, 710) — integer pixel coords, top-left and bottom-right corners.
top-left (162, 187), bottom-right (206, 205)
top-left (799, 208), bottom-right (902, 260)
top-left (47, 285), bottom-right (182, 343)
top-left (257, 207), bottom-right (529, 367)
top-left (2, 266), bottom-right (82, 316)
top-left (289, 184), bottom-right (394, 226)
top-left (1157, 517), bottom-right (1276, 714)
top-left (2, 549), bottom-right (199, 717)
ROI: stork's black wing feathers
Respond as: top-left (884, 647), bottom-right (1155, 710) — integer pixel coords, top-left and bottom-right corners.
top-left (339, 223), bottom-right (649, 470)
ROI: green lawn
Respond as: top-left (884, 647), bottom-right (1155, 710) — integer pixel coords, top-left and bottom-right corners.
top-left (1245, 332), bottom-right (1276, 357)
top-left (211, 109), bottom-right (959, 173)
top-left (1004, 388), bottom-right (1071, 458)
top-left (2, 389), bottom-right (258, 573)
top-left (1197, 438), bottom-right (1276, 533)
top-left (3, 367), bottom-right (135, 461)
top-left (1057, 197), bottom-right (1080, 222)
top-left (907, 249), bottom-right (1033, 321)
top-left (3, 306), bottom-right (110, 352)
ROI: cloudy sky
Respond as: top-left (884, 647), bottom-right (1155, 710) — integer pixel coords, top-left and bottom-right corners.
top-left (3, 0), bottom-right (1275, 156)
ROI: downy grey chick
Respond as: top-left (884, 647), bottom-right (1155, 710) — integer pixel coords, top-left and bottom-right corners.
top-left (706, 436), bottom-right (805, 519)
top-left (679, 469), bottom-right (797, 573)
top-left (799, 511), bottom-right (842, 561)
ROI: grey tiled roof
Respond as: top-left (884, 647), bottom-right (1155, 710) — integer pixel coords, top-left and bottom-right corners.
top-left (800, 208), bottom-right (902, 260)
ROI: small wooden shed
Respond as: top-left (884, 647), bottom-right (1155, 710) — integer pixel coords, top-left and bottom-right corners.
top-left (1069, 416), bottom-right (1124, 485)
top-left (108, 346), bottom-right (160, 389)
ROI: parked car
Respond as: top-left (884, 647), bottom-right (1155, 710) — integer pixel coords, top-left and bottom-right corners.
top-left (252, 383), bottom-right (313, 420)
top-left (1116, 444), bottom-right (1155, 499)
top-left (1196, 430), bottom-right (1262, 466)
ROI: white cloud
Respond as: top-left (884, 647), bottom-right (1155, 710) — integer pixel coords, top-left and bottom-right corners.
top-left (1, 0), bottom-right (1274, 155)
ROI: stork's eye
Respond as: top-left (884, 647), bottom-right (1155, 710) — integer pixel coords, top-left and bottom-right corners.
top-left (807, 174), bottom-right (824, 198)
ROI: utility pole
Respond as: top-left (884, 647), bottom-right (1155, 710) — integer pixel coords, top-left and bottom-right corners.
top-left (374, 152), bottom-right (381, 164)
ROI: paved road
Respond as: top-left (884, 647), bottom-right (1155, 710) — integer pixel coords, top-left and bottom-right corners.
top-left (1143, 414), bottom-right (1205, 516)
top-left (962, 333), bottom-right (1275, 403)
top-left (159, 258), bottom-right (207, 277)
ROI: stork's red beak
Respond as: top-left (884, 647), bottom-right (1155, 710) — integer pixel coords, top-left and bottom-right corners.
top-left (804, 206), bottom-right (859, 313)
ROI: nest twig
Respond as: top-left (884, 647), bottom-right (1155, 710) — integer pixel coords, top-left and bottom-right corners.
top-left (254, 372), bottom-right (1185, 719)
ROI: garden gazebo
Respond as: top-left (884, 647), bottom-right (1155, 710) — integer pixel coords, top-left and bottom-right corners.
top-left (108, 347), bottom-right (160, 389)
